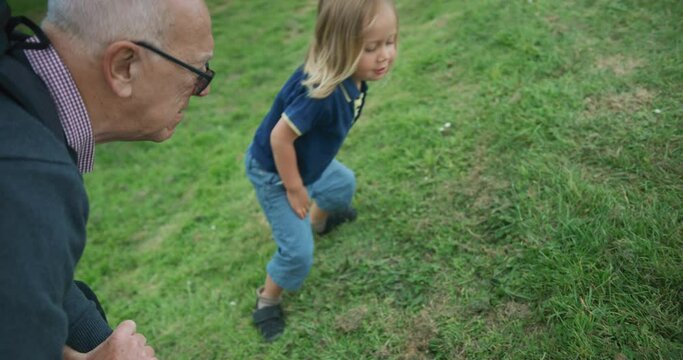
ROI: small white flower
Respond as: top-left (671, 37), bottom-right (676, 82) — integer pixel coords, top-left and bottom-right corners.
top-left (444, 122), bottom-right (452, 128)
top-left (229, 301), bottom-right (237, 306)
top-left (654, 109), bottom-right (662, 114)
top-left (439, 127), bottom-right (445, 132)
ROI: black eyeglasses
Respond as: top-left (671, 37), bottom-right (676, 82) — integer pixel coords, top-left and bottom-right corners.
top-left (133, 41), bottom-right (214, 95)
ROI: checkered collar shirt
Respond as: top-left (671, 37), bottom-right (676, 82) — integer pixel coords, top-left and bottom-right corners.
top-left (23, 37), bottom-right (95, 173)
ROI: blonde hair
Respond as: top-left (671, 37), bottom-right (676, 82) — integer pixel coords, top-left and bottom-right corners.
top-left (303, 0), bottom-right (397, 99)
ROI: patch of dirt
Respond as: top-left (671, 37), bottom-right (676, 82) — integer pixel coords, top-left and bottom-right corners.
top-left (454, 143), bottom-right (510, 214)
top-left (501, 301), bottom-right (532, 319)
top-left (583, 87), bottom-right (655, 116)
top-left (524, 323), bottom-right (548, 336)
top-left (334, 305), bottom-right (369, 333)
top-left (544, 15), bottom-right (569, 35)
top-left (485, 301), bottom-right (532, 327)
top-left (406, 309), bottom-right (439, 353)
top-left (473, 145), bottom-right (509, 197)
top-left (399, 350), bottom-right (431, 360)
top-left (423, 283), bottom-right (463, 319)
top-left (373, 344), bottom-right (393, 359)
top-left (596, 55), bottom-right (644, 76)
top-left (411, 141), bottom-right (509, 238)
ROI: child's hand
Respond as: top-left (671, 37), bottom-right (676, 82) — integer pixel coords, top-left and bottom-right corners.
top-left (286, 186), bottom-right (310, 219)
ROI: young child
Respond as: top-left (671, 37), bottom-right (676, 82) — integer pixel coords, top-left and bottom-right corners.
top-left (244, 0), bottom-right (399, 342)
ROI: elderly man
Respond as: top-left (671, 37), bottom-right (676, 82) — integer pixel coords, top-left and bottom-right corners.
top-left (0, 0), bottom-right (214, 358)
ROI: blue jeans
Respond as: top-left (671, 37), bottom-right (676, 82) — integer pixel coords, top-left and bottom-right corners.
top-left (245, 149), bottom-right (356, 290)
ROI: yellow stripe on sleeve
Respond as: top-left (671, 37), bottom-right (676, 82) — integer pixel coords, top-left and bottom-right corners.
top-left (282, 113), bottom-right (302, 136)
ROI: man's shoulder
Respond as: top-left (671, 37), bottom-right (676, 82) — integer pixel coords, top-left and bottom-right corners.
top-left (0, 94), bottom-right (74, 168)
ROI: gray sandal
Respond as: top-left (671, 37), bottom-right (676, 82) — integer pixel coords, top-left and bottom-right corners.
top-left (252, 304), bottom-right (285, 342)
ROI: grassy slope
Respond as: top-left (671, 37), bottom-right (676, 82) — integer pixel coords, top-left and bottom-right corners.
top-left (7, 0), bottom-right (682, 359)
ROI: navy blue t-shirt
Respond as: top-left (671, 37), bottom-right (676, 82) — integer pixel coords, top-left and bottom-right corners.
top-left (250, 66), bottom-right (367, 185)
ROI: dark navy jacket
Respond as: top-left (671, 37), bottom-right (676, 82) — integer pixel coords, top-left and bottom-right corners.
top-left (1, 2), bottom-right (111, 358)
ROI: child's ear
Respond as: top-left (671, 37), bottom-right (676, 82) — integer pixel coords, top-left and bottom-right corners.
top-left (101, 41), bottom-right (140, 98)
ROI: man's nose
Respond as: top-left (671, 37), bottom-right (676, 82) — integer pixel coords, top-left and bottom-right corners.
top-left (197, 84), bottom-right (211, 97)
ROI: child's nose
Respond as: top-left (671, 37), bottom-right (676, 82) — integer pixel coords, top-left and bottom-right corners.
top-left (379, 46), bottom-right (391, 62)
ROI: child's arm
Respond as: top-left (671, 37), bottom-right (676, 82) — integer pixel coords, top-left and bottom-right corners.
top-left (270, 117), bottom-right (309, 219)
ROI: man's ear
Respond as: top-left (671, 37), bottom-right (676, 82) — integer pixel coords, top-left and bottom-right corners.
top-left (102, 41), bottom-right (140, 98)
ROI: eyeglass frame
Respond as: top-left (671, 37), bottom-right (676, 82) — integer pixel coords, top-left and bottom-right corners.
top-left (132, 40), bottom-right (214, 96)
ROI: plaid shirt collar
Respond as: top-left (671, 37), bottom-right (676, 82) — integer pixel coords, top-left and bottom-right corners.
top-left (23, 37), bottom-right (94, 173)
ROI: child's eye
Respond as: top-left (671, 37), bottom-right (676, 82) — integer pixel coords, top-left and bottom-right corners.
top-left (364, 46), bottom-right (377, 52)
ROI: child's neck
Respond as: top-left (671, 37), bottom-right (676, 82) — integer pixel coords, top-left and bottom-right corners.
top-left (351, 75), bottom-right (362, 90)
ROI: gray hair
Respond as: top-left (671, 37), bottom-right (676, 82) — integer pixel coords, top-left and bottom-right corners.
top-left (45, 0), bottom-right (171, 55)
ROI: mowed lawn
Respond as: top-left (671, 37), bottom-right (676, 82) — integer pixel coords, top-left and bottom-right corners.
top-left (7, 0), bottom-right (682, 359)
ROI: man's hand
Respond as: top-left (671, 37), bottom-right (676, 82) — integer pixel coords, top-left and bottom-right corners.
top-left (63, 320), bottom-right (157, 360)
top-left (286, 185), bottom-right (310, 219)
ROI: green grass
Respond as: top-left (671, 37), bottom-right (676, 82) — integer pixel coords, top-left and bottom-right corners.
top-left (7, 0), bottom-right (683, 358)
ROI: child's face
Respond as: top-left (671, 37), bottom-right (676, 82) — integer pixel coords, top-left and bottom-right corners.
top-left (352, 2), bottom-right (398, 86)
